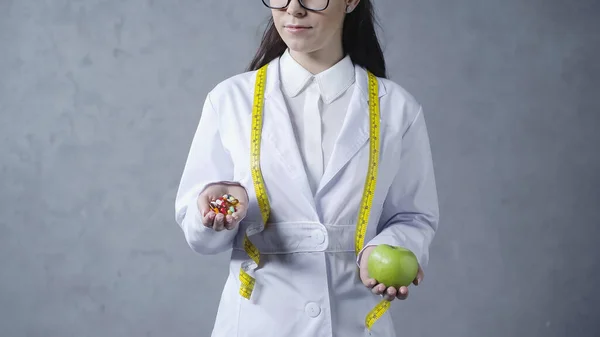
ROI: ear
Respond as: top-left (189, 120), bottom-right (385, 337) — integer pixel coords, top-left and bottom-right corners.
top-left (345, 0), bottom-right (361, 13)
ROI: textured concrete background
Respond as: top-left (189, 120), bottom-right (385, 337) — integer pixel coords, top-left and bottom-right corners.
top-left (1, 0), bottom-right (599, 336)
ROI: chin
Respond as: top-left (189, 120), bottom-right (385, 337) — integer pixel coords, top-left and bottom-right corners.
top-left (282, 39), bottom-right (319, 54)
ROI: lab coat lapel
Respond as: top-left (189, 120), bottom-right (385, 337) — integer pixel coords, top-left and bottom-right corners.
top-left (260, 58), bottom-right (317, 214)
top-left (316, 66), bottom-right (386, 195)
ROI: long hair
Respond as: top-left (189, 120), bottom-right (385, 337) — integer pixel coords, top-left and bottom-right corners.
top-left (246, 0), bottom-right (387, 78)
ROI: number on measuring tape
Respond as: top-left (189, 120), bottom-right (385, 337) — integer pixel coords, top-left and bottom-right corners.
top-left (365, 299), bottom-right (391, 330)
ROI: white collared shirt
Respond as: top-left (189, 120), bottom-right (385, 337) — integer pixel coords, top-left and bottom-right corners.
top-left (279, 49), bottom-right (355, 195)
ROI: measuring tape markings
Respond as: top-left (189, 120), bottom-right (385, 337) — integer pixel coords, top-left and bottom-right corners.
top-left (238, 65), bottom-right (270, 299)
top-left (358, 71), bottom-right (392, 331)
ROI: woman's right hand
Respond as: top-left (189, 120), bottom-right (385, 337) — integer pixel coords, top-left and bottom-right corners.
top-left (197, 183), bottom-right (248, 231)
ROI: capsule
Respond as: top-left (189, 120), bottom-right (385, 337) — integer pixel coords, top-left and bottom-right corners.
top-left (209, 194), bottom-right (239, 215)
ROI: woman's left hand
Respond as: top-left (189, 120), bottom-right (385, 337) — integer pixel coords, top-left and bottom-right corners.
top-left (359, 245), bottom-right (424, 301)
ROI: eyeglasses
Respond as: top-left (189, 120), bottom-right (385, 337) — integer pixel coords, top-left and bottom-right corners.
top-left (262, 0), bottom-right (330, 12)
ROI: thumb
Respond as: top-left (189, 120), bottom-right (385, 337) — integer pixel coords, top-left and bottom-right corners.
top-left (413, 265), bottom-right (424, 285)
top-left (197, 192), bottom-right (211, 217)
top-left (231, 201), bottom-right (247, 221)
top-left (359, 263), bottom-right (376, 288)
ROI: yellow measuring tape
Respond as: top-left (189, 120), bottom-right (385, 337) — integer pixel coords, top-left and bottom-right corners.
top-left (240, 64), bottom-right (390, 331)
top-left (356, 71), bottom-right (392, 331)
top-left (238, 64), bottom-right (270, 300)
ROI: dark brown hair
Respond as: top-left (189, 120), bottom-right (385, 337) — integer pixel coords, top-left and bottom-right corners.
top-left (246, 0), bottom-right (387, 78)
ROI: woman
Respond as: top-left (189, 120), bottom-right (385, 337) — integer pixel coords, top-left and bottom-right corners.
top-left (175, 0), bottom-right (439, 336)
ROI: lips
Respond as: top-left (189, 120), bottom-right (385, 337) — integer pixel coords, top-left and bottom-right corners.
top-left (284, 24), bottom-right (312, 33)
top-left (285, 24), bottom-right (311, 29)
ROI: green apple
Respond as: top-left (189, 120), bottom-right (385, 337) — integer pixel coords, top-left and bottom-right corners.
top-left (367, 244), bottom-right (419, 288)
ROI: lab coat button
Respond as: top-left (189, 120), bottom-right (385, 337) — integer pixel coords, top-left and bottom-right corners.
top-left (305, 302), bottom-right (321, 318)
top-left (314, 231), bottom-right (325, 244)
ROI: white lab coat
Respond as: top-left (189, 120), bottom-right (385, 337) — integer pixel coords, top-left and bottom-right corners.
top-left (175, 56), bottom-right (439, 337)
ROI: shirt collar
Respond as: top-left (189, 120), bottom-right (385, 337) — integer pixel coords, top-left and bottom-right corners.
top-left (279, 49), bottom-right (355, 104)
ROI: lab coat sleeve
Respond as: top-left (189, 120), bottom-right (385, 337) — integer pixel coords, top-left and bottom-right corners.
top-left (174, 92), bottom-right (243, 255)
top-left (360, 107), bottom-right (439, 269)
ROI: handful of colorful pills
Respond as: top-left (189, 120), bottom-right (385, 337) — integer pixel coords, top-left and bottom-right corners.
top-left (209, 194), bottom-right (239, 215)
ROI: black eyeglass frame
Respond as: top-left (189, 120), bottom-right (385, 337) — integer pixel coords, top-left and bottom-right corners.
top-left (261, 0), bottom-right (330, 12)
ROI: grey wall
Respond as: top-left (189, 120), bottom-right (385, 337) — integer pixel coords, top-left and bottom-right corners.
top-left (1, 0), bottom-right (598, 336)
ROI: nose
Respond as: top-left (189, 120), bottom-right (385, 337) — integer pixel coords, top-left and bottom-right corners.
top-left (286, 0), bottom-right (306, 16)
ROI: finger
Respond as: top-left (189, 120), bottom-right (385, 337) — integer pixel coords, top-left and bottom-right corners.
top-left (363, 278), bottom-right (377, 288)
top-left (224, 215), bottom-right (236, 230)
top-left (359, 267), bottom-right (377, 288)
top-left (231, 203), bottom-right (247, 221)
top-left (383, 287), bottom-right (397, 301)
top-left (413, 266), bottom-right (424, 286)
top-left (202, 211), bottom-right (216, 228)
top-left (396, 286), bottom-right (409, 300)
top-left (371, 283), bottom-right (386, 295)
top-left (198, 194), bottom-right (211, 219)
top-left (213, 213), bottom-right (225, 231)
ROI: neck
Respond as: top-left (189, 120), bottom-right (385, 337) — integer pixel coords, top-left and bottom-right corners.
top-left (288, 42), bottom-right (344, 75)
